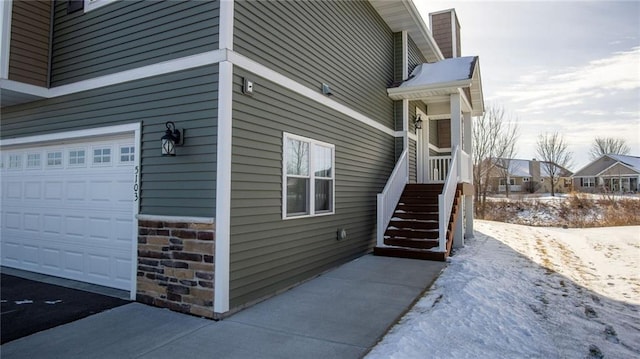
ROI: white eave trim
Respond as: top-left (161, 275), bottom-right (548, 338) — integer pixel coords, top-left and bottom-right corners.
top-left (0, 0), bottom-right (12, 79)
top-left (387, 79), bottom-right (472, 100)
top-left (0, 50), bottom-right (226, 99)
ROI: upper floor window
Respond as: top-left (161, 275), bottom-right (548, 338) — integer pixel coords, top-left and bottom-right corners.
top-left (283, 133), bottom-right (335, 219)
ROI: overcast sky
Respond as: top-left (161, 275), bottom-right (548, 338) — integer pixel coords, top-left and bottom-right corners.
top-left (415, 0), bottom-right (640, 170)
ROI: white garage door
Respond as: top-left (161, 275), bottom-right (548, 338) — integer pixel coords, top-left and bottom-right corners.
top-left (1, 134), bottom-right (136, 290)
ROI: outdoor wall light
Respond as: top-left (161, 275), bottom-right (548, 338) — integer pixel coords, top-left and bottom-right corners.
top-left (414, 115), bottom-right (423, 130)
top-left (161, 121), bottom-right (183, 156)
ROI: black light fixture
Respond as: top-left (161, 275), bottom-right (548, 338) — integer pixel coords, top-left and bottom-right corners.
top-left (161, 121), bottom-right (183, 156)
top-left (414, 115), bottom-right (423, 130)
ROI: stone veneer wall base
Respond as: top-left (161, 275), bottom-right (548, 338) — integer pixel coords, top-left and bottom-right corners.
top-left (136, 218), bottom-right (215, 319)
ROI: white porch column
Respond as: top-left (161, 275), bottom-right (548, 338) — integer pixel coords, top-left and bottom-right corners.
top-left (463, 112), bottom-right (472, 156)
top-left (453, 196), bottom-right (464, 248)
top-left (465, 194), bottom-right (474, 238)
top-left (450, 93), bottom-right (462, 178)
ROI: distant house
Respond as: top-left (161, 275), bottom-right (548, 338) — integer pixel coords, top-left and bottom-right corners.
top-left (488, 158), bottom-right (573, 194)
top-left (572, 154), bottom-right (640, 193)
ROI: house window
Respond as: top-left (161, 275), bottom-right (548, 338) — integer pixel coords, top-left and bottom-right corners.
top-left (93, 147), bottom-right (111, 165)
top-left (522, 177), bottom-right (530, 182)
top-left (47, 151), bottom-right (63, 167)
top-left (499, 178), bottom-right (516, 186)
top-left (26, 153), bottom-right (41, 168)
top-left (8, 154), bottom-right (21, 169)
top-left (120, 145), bottom-right (135, 163)
top-left (283, 133), bottom-right (335, 218)
top-left (581, 177), bottom-right (595, 187)
top-left (69, 149), bottom-right (86, 166)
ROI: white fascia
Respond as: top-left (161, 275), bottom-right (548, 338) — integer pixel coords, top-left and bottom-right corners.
top-left (387, 79), bottom-right (472, 100)
top-left (0, 0), bottom-right (12, 79)
top-left (214, 60), bottom-right (233, 314)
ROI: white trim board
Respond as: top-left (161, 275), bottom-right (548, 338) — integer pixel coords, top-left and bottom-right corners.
top-left (0, 0), bottom-right (12, 79)
top-left (214, 60), bottom-right (233, 314)
top-left (0, 50), bottom-right (226, 99)
top-left (0, 123), bottom-right (141, 148)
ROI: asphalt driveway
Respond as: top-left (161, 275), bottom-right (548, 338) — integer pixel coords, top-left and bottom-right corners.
top-left (1, 273), bottom-right (129, 344)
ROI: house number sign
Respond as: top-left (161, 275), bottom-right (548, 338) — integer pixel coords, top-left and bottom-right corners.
top-left (134, 166), bottom-right (139, 201)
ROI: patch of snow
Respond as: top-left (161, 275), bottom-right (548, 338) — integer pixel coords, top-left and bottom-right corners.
top-left (367, 221), bottom-right (640, 359)
top-left (14, 300), bottom-right (33, 305)
top-left (45, 300), bottom-right (63, 305)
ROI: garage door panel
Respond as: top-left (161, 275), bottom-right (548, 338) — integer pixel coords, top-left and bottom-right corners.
top-left (6, 182), bottom-right (22, 199)
top-left (24, 181), bottom-right (42, 199)
top-left (42, 247), bottom-right (62, 269)
top-left (66, 181), bottom-right (87, 201)
top-left (4, 212), bottom-right (21, 229)
top-left (23, 213), bottom-right (41, 232)
top-left (44, 181), bottom-right (64, 200)
top-left (1, 134), bottom-right (135, 291)
top-left (22, 245), bottom-right (39, 265)
top-left (43, 214), bottom-right (63, 234)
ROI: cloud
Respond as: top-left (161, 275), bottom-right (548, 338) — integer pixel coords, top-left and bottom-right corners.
top-left (495, 47), bottom-right (640, 113)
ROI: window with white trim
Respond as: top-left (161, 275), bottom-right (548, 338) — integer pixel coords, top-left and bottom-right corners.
top-left (26, 153), bottom-right (41, 168)
top-left (8, 154), bottom-right (21, 169)
top-left (499, 178), bottom-right (515, 186)
top-left (581, 177), bottom-right (595, 187)
top-left (93, 147), bottom-right (111, 165)
top-left (522, 177), bottom-right (530, 182)
top-left (69, 149), bottom-right (86, 166)
top-left (47, 151), bottom-right (63, 167)
top-left (120, 145), bottom-right (135, 163)
top-left (283, 133), bottom-right (335, 218)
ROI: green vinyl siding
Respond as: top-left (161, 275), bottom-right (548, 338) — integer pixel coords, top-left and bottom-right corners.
top-left (50, 0), bottom-right (219, 86)
top-left (0, 65), bottom-right (219, 217)
top-left (393, 32), bottom-right (403, 83)
top-left (229, 68), bottom-right (395, 309)
top-left (234, 0), bottom-right (394, 128)
top-left (408, 35), bottom-right (427, 74)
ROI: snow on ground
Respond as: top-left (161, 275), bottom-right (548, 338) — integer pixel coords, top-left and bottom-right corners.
top-left (367, 221), bottom-right (640, 359)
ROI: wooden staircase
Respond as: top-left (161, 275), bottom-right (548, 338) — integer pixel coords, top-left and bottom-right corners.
top-left (373, 183), bottom-right (462, 261)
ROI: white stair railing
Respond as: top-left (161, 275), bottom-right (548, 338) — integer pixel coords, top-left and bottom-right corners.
top-left (438, 145), bottom-right (459, 252)
top-left (428, 156), bottom-right (452, 182)
top-left (377, 150), bottom-right (408, 247)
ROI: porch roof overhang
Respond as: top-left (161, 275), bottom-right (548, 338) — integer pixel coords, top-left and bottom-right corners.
top-left (387, 56), bottom-right (485, 116)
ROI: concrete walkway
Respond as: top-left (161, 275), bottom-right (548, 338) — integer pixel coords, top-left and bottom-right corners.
top-left (1, 255), bottom-right (445, 359)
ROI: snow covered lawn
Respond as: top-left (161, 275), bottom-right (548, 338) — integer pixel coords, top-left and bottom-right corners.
top-left (367, 221), bottom-right (640, 359)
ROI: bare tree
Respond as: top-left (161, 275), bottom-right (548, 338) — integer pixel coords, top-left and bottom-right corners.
top-left (589, 137), bottom-right (631, 160)
top-left (473, 106), bottom-right (519, 217)
top-left (536, 132), bottom-right (572, 197)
